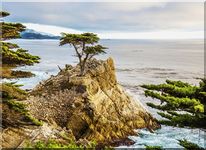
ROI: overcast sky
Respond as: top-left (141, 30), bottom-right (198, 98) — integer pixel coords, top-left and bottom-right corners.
top-left (2, 2), bottom-right (204, 39)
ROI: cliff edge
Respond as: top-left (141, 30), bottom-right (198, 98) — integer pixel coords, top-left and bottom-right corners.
top-left (26, 57), bottom-right (159, 143)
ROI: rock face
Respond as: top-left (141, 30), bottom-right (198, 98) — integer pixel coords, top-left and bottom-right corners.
top-left (26, 58), bottom-right (160, 143)
top-left (1, 122), bottom-right (75, 148)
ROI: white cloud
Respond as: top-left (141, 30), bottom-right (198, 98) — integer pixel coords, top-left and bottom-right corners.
top-left (23, 23), bottom-right (82, 35)
top-left (5, 2), bottom-right (203, 32)
top-left (101, 2), bottom-right (167, 12)
top-left (23, 23), bottom-right (203, 39)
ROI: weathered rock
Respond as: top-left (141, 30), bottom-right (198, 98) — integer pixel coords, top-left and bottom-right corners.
top-left (1, 123), bottom-right (75, 148)
top-left (25, 57), bottom-right (160, 143)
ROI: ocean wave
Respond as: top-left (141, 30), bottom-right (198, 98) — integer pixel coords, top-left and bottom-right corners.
top-left (116, 67), bottom-right (175, 73)
top-left (126, 126), bottom-right (205, 149)
top-left (116, 67), bottom-right (203, 82)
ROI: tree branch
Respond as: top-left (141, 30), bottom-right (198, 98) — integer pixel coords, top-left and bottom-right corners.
top-left (72, 43), bottom-right (81, 59)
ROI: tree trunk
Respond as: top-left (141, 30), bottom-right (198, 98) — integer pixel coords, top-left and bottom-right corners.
top-left (80, 54), bottom-right (89, 76)
top-left (80, 63), bottom-right (84, 76)
top-left (72, 44), bottom-right (84, 76)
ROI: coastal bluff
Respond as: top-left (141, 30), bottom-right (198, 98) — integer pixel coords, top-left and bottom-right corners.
top-left (26, 57), bottom-right (160, 143)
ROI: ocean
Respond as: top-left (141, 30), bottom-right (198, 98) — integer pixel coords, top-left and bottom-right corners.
top-left (3, 39), bottom-right (205, 148)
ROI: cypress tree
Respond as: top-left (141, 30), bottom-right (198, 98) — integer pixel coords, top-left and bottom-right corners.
top-left (141, 79), bottom-right (206, 149)
top-left (1, 11), bottom-right (40, 78)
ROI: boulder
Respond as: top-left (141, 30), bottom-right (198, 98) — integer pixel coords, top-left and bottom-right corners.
top-left (25, 57), bottom-right (160, 143)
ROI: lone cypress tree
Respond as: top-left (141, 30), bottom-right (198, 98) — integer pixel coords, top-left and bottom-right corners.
top-left (60, 33), bottom-right (107, 76)
top-left (141, 79), bottom-right (206, 149)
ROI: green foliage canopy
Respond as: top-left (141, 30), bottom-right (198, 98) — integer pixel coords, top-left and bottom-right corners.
top-left (142, 79), bottom-right (205, 149)
top-left (0, 11), bottom-right (40, 67)
top-left (141, 79), bottom-right (206, 128)
top-left (60, 32), bottom-right (107, 75)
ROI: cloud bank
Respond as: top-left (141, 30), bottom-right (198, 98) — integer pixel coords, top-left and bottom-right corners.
top-left (23, 23), bottom-right (203, 39)
top-left (3, 2), bottom-right (204, 39)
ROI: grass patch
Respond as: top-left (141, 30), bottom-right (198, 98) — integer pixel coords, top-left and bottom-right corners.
top-left (26, 139), bottom-right (101, 149)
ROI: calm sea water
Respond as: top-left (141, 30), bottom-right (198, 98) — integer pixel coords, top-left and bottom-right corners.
top-left (3, 39), bottom-right (205, 148)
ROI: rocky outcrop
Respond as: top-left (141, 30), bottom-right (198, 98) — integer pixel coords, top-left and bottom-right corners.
top-left (26, 57), bottom-right (160, 143)
top-left (1, 123), bottom-right (75, 148)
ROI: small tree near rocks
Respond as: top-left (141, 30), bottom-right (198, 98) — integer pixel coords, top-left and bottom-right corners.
top-left (60, 33), bottom-right (107, 76)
